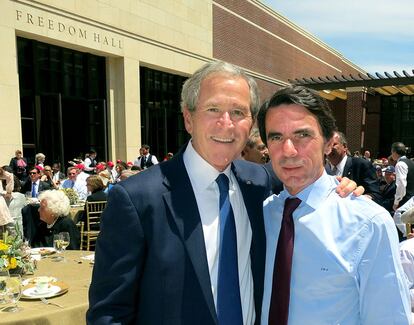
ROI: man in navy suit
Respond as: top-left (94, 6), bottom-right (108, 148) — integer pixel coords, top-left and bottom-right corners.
top-left (20, 167), bottom-right (51, 197)
top-left (87, 61), bottom-right (360, 325)
top-left (87, 61), bottom-right (271, 325)
top-left (326, 131), bottom-right (381, 203)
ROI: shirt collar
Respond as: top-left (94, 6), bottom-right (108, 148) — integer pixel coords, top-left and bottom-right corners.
top-left (183, 140), bottom-right (232, 190)
top-left (279, 170), bottom-right (337, 211)
top-left (331, 154), bottom-right (348, 175)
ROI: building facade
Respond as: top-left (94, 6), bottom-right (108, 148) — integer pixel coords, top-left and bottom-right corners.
top-left (1, 0), bottom-right (365, 166)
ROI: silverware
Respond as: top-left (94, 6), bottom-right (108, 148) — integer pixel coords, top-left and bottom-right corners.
top-left (40, 297), bottom-right (64, 308)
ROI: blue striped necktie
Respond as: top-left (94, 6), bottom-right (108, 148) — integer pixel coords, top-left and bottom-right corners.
top-left (216, 173), bottom-right (243, 325)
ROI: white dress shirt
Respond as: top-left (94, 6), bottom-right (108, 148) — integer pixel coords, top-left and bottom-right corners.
top-left (400, 238), bottom-right (414, 311)
top-left (133, 154), bottom-right (159, 168)
top-left (330, 154), bottom-right (348, 176)
top-left (262, 171), bottom-right (411, 325)
top-left (183, 141), bottom-right (254, 325)
top-left (395, 156), bottom-right (409, 206)
top-left (394, 196), bottom-right (414, 237)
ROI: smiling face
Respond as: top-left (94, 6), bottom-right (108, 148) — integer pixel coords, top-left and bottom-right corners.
top-left (265, 104), bottom-right (332, 195)
top-left (183, 74), bottom-right (253, 171)
top-left (29, 168), bottom-right (41, 182)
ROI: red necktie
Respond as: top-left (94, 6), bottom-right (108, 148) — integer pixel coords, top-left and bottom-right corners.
top-left (268, 197), bottom-right (301, 325)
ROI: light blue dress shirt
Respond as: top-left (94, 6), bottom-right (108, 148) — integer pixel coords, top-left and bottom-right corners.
top-left (262, 171), bottom-right (411, 325)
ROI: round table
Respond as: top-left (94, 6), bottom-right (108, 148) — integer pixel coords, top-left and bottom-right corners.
top-left (0, 250), bottom-right (93, 325)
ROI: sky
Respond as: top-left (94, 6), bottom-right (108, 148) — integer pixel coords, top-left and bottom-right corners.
top-left (262, 0), bottom-right (413, 74)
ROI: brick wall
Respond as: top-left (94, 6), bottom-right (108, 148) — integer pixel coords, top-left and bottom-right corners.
top-left (213, 0), bottom-right (362, 89)
top-left (345, 91), bottom-right (364, 153)
top-left (365, 94), bottom-right (381, 158)
top-left (330, 98), bottom-right (347, 133)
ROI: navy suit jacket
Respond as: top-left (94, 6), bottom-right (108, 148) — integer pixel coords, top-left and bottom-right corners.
top-left (20, 180), bottom-right (51, 195)
top-left (87, 150), bottom-right (272, 324)
top-left (381, 181), bottom-right (396, 214)
top-left (326, 156), bottom-right (381, 203)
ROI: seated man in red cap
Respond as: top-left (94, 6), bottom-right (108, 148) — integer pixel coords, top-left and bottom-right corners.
top-left (106, 161), bottom-right (117, 183)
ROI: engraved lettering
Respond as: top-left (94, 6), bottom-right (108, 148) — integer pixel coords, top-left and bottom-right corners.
top-left (68, 26), bottom-right (76, 36)
top-left (16, 10), bottom-right (22, 21)
top-left (38, 16), bottom-right (44, 27)
top-left (79, 29), bottom-right (87, 39)
top-left (15, 10), bottom-right (123, 52)
top-left (58, 22), bottom-right (65, 32)
top-left (27, 13), bottom-right (34, 25)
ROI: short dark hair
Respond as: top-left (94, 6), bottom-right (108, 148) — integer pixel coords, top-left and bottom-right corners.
top-left (29, 167), bottom-right (41, 174)
top-left (391, 142), bottom-right (406, 156)
top-left (257, 85), bottom-right (336, 146)
top-left (141, 144), bottom-right (150, 151)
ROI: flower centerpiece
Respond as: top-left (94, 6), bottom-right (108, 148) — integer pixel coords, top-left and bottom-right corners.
top-left (0, 228), bottom-right (35, 274)
top-left (60, 188), bottom-right (79, 205)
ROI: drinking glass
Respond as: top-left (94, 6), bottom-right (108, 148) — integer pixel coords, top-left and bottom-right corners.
top-left (59, 232), bottom-right (70, 261)
top-left (4, 274), bottom-right (22, 312)
top-left (0, 269), bottom-right (10, 304)
top-left (53, 234), bottom-right (64, 261)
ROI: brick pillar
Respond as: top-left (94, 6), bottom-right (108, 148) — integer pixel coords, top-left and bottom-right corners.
top-left (365, 94), bottom-right (381, 158)
top-left (345, 87), bottom-right (367, 153)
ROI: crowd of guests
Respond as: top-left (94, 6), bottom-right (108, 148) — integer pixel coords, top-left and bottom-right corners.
top-left (0, 144), bottom-right (170, 253)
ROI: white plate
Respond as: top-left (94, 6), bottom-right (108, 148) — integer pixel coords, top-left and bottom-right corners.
top-left (30, 247), bottom-right (56, 255)
top-left (22, 285), bottom-right (61, 298)
top-left (22, 276), bottom-right (57, 286)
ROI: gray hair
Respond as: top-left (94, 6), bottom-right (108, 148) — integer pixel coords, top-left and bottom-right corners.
top-left (335, 131), bottom-right (348, 147)
top-left (38, 190), bottom-right (70, 217)
top-left (180, 60), bottom-right (260, 119)
top-left (246, 128), bottom-right (261, 148)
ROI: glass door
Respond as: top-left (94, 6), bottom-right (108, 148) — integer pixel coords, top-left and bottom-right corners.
top-left (34, 93), bottom-right (65, 168)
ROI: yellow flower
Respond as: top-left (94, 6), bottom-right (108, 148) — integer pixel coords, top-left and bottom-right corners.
top-left (0, 242), bottom-right (9, 251)
top-left (8, 257), bottom-right (17, 270)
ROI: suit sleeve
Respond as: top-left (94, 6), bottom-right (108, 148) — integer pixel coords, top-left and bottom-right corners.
top-left (87, 184), bottom-right (145, 324)
top-left (360, 161), bottom-right (382, 204)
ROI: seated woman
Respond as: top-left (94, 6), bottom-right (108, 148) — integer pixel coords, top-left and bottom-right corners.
top-left (77, 175), bottom-right (107, 223)
top-left (32, 190), bottom-right (80, 249)
top-left (40, 165), bottom-right (59, 189)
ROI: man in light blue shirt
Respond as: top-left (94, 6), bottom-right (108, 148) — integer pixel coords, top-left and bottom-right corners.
top-left (257, 85), bottom-right (411, 324)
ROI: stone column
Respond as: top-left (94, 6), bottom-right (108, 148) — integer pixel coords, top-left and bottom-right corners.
top-left (106, 56), bottom-right (140, 162)
top-left (0, 3), bottom-right (22, 164)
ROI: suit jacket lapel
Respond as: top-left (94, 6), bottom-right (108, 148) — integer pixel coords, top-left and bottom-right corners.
top-left (161, 153), bottom-right (217, 323)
